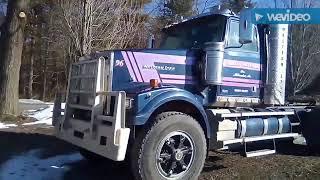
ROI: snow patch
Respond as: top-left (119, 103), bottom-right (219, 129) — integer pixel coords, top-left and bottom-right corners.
top-left (19, 99), bottom-right (51, 115)
top-left (19, 99), bottom-right (50, 105)
top-left (23, 105), bottom-right (54, 126)
top-left (20, 99), bottom-right (65, 126)
top-left (293, 136), bottom-right (307, 146)
top-left (0, 122), bottom-right (17, 129)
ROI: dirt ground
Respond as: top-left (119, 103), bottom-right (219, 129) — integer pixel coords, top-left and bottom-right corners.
top-left (0, 126), bottom-right (319, 180)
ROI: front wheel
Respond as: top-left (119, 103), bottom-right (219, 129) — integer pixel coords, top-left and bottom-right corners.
top-left (131, 112), bottom-right (207, 180)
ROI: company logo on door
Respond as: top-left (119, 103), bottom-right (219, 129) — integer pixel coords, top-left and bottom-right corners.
top-left (142, 65), bottom-right (176, 71)
top-left (252, 8), bottom-right (319, 24)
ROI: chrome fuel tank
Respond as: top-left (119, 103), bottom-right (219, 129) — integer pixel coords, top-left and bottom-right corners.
top-left (237, 116), bottom-right (291, 138)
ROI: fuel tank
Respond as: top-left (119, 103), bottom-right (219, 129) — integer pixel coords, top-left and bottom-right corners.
top-left (237, 116), bottom-right (291, 138)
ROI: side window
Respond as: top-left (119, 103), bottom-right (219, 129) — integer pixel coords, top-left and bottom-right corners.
top-left (227, 20), bottom-right (258, 52)
top-left (228, 20), bottom-right (241, 47)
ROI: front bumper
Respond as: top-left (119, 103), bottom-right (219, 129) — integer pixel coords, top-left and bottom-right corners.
top-left (53, 91), bottom-right (130, 161)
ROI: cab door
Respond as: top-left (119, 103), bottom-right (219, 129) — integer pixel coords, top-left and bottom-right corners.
top-left (218, 18), bottom-right (262, 103)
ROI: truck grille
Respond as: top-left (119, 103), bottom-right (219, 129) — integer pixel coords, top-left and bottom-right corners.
top-left (70, 62), bottom-right (97, 93)
top-left (66, 53), bottom-right (112, 121)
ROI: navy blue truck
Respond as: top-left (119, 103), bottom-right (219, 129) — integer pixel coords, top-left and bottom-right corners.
top-left (53, 8), bottom-right (315, 180)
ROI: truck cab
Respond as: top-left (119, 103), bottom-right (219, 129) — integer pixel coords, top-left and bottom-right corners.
top-left (53, 8), bottom-right (302, 180)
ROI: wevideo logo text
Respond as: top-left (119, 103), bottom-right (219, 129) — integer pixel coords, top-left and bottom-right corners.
top-left (252, 8), bottom-right (320, 24)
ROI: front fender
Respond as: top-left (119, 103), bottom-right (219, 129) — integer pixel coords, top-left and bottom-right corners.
top-left (133, 88), bottom-right (210, 137)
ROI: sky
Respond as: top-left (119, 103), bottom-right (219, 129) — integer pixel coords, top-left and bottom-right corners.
top-left (144, 0), bottom-right (320, 15)
top-left (0, 2), bottom-right (6, 15)
top-left (1, 0), bottom-right (320, 16)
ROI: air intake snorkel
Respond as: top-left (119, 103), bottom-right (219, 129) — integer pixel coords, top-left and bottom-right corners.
top-left (202, 42), bottom-right (225, 85)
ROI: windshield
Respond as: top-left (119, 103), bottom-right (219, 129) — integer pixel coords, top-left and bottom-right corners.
top-left (160, 15), bottom-right (227, 49)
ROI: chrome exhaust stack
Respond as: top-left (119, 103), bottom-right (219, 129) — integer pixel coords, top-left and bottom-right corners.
top-left (264, 24), bottom-right (289, 105)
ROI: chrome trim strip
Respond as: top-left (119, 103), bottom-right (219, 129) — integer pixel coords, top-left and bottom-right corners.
top-left (217, 96), bottom-right (260, 104)
top-left (263, 119), bottom-right (269, 135)
top-left (222, 133), bottom-right (300, 145)
top-left (108, 52), bottom-right (114, 91)
top-left (241, 120), bottom-right (246, 138)
top-left (278, 118), bottom-right (283, 134)
top-left (219, 111), bottom-right (294, 118)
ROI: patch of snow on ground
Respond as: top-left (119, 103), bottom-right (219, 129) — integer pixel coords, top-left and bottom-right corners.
top-left (19, 99), bottom-right (50, 105)
top-left (23, 105), bottom-right (54, 126)
top-left (293, 136), bottom-right (307, 146)
top-left (0, 149), bottom-right (82, 180)
top-left (20, 99), bottom-right (65, 126)
top-left (19, 99), bottom-right (51, 114)
top-left (0, 122), bottom-right (17, 129)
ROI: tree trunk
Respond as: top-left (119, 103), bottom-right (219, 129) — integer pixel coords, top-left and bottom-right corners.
top-left (42, 69), bottom-right (47, 101)
top-left (81, 0), bottom-right (92, 56)
top-left (42, 41), bottom-right (48, 101)
top-left (0, 0), bottom-right (28, 115)
top-left (26, 40), bottom-right (34, 99)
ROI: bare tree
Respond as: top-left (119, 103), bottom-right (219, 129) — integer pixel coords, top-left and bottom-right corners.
top-left (58, 0), bottom-right (148, 57)
top-left (20, 0), bottom-right (149, 100)
top-left (194, 0), bottom-right (219, 14)
top-left (283, 0), bottom-right (320, 95)
top-left (291, 25), bottom-right (320, 94)
top-left (27, 38), bottom-right (34, 98)
top-left (0, 0), bottom-right (28, 115)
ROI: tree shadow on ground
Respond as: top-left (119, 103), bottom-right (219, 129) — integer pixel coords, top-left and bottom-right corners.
top-left (202, 155), bottom-right (226, 172)
top-left (0, 130), bottom-right (134, 179)
top-left (0, 130), bottom-right (77, 165)
top-left (62, 160), bottom-right (133, 180)
top-left (276, 140), bottom-right (320, 157)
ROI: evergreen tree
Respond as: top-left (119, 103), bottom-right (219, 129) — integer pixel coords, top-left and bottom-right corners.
top-left (220, 0), bottom-right (255, 13)
top-left (160, 0), bottom-right (194, 23)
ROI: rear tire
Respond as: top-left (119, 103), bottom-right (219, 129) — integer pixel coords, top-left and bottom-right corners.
top-left (131, 112), bottom-right (207, 180)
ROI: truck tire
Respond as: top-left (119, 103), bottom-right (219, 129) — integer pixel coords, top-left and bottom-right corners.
top-left (301, 108), bottom-right (320, 153)
top-left (131, 112), bottom-right (207, 180)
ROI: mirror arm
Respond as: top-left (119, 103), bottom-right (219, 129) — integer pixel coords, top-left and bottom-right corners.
top-left (225, 43), bottom-right (244, 49)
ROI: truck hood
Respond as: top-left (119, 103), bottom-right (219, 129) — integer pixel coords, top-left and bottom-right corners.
top-left (111, 49), bottom-right (200, 92)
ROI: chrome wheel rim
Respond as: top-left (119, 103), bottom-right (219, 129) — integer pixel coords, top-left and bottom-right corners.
top-left (156, 131), bottom-right (195, 179)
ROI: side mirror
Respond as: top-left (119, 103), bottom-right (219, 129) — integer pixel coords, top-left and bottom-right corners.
top-left (239, 8), bottom-right (254, 44)
top-left (148, 34), bottom-right (155, 48)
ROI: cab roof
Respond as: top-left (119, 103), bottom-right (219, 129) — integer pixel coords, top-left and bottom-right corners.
top-left (164, 6), bottom-right (238, 29)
